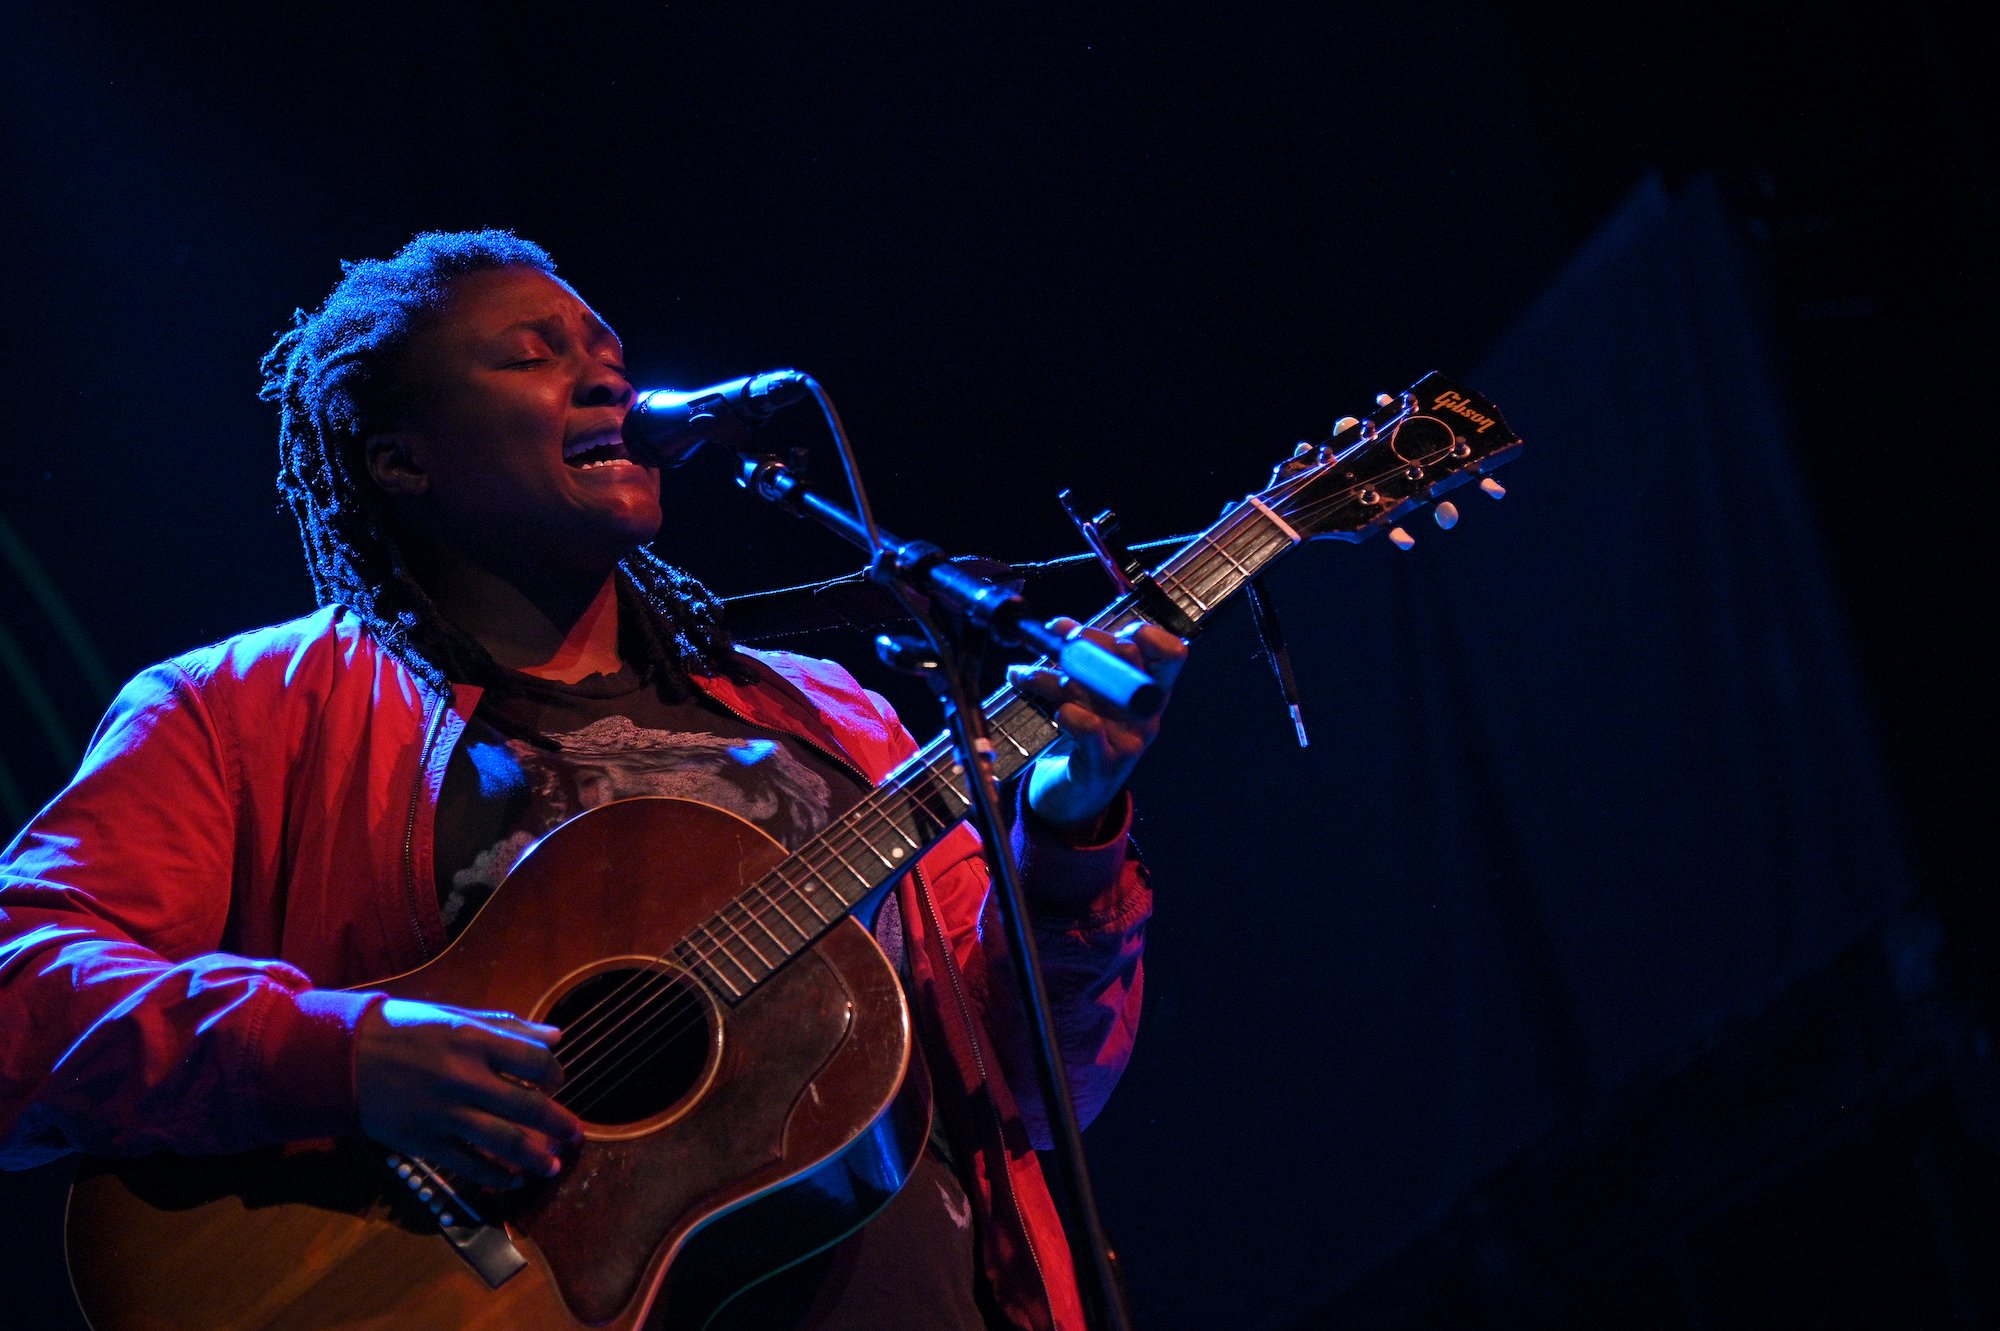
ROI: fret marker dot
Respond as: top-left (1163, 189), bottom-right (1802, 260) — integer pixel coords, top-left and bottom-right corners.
top-left (891, 847), bottom-right (904, 859)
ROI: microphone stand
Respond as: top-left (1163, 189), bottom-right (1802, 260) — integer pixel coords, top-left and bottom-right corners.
top-left (723, 384), bottom-right (1147, 1331)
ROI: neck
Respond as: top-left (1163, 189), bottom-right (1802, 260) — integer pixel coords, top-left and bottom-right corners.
top-left (413, 544), bottom-right (630, 683)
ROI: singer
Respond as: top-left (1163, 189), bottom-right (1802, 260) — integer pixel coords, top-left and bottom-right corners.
top-left (0, 230), bottom-right (1184, 1330)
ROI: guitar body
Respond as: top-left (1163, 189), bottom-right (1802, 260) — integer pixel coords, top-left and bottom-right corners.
top-left (65, 797), bottom-right (929, 1331)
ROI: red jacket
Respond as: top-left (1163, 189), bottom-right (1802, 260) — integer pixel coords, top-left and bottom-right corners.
top-left (0, 606), bottom-right (1151, 1331)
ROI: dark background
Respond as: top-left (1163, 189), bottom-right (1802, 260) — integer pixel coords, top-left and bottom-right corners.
top-left (1, 3), bottom-right (1992, 1327)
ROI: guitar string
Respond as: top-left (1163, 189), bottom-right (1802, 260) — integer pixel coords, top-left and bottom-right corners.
top-left (544, 481), bottom-right (1286, 1099)
top-left (548, 450), bottom-right (1451, 1103)
top-left (548, 755), bottom-right (963, 1092)
top-left (554, 755), bottom-right (999, 1105)
top-left (548, 686), bottom-right (1062, 1096)
top-left (559, 414), bottom-right (1485, 1062)
top-left (548, 713), bottom-right (1032, 1094)
top-left (547, 670), bottom-right (1079, 1096)
top-left (557, 476), bottom-right (1478, 1110)
top-left (546, 451), bottom-right (1443, 1104)
top-left (543, 490), bottom-right (1189, 1091)
top-left (546, 446), bottom-right (1480, 1103)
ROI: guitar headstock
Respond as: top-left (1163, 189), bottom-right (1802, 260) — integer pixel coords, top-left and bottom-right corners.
top-left (1259, 373), bottom-right (1521, 546)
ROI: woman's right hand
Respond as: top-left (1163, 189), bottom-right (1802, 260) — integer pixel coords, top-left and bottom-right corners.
top-left (354, 997), bottom-right (583, 1190)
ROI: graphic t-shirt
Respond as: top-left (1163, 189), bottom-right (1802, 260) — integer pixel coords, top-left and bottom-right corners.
top-left (433, 663), bottom-right (994, 1330)
top-left (434, 665), bottom-right (860, 936)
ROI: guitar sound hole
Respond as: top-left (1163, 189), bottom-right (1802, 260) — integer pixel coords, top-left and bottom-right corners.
top-left (548, 967), bottom-right (713, 1126)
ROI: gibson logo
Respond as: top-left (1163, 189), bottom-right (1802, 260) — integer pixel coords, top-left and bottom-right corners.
top-left (1433, 391), bottom-right (1495, 434)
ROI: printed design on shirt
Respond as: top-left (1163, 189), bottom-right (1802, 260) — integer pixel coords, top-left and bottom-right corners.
top-left (939, 1178), bottom-right (972, 1231)
top-left (445, 715), bottom-right (832, 929)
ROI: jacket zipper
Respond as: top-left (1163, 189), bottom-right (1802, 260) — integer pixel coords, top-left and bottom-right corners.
top-left (699, 677), bottom-right (1057, 1323)
top-left (401, 695), bottom-right (450, 958)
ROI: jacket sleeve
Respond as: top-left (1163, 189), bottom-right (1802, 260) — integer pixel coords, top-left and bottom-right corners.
top-left (841, 666), bottom-right (1151, 1151)
top-left (0, 663), bottom-right (371, 1169)
top-left (919, 790), bottom-right (1152, 1150)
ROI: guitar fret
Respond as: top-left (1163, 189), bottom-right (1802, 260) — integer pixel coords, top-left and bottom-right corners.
top-left (1153, 567), bottom-right (1210, 612)
top-left (1183, 563), bottom-right (1244, 614)
top-left (687, 928), bottom-right (752, 997)
top-left (672, 938), bottom-right (728, 998)
top-left (821, 837), bottom-right (867, 884)
top-left (713, 907), bottom-right (774, 972)
top-left (1201, 531), bottom-right (1254, 578)
top-left (768, 859), bottom-right (834, 924)
top-left (748, 880), bottom-right (812, 945)
top-left (736, 896), bottom-right (791, 953)
top-left (1161, 510), bottom-right (1288, 613)
top-left (788, 878), bottom-right (834, 924)
top-left (847, 821), bottom-right (901, 871)
top-left (800, 860), bottom-right (850, 912)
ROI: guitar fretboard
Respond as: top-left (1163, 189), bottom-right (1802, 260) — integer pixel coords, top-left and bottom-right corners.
top-left (674, 492), bottom-right (1303, 1002)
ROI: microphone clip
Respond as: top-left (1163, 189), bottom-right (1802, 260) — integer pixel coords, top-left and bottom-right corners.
top-left (735, 446), bottom-right (811, 512)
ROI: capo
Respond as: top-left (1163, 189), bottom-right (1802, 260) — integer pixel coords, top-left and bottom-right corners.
top-left (1057, 490), bottom-right (1199, 639)
top-left (1057, 490), bottom-right (1141, 594)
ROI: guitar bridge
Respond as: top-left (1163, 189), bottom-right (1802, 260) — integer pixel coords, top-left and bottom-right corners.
top-left (384, 1150), bottom-right (528, 1289)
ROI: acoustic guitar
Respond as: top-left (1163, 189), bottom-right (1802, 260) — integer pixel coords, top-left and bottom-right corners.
top-left (64, 375), bottom-right (1520, 1330)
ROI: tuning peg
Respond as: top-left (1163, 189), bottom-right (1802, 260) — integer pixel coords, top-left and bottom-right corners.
top-left (1388, 526), bottom-right (1416, 550)
top-left (1333, 416), bottom-right (1360, 433)
top-left (1375, 393), bottom-right (1394, 407)
top-left (1293, 441), bottom-right (1312, 456)
top-left (1433, 501), bottom-right (1459, 530)
top-left (1479, 478), bottom-right (1507, 500)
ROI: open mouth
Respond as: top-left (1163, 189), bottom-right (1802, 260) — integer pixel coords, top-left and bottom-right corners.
top-left (563, 430), bottom-right (636, 469)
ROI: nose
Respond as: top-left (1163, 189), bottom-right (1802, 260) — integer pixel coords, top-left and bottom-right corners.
top-left (576, 358), bottom-right (633, 411)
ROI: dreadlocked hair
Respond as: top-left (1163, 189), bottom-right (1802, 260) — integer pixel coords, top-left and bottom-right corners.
top-left (259, 228), bottom-right (742, 694)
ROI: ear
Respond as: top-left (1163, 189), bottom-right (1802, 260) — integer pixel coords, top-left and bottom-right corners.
top-left (365, 432), bottom-right (429, 498)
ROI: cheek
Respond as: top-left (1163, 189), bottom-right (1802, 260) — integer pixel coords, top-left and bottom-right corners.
top-left (432, 372), bottom-right (566, 437)
top-left (426, 403), bottom-right (563, 484)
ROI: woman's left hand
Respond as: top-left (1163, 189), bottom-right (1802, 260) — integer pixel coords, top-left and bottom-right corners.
top-left (1008, 619), bottom-right (1190, 835)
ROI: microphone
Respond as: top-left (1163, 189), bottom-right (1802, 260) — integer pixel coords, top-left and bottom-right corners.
top-left (623, 370), bottom-right (814, 467)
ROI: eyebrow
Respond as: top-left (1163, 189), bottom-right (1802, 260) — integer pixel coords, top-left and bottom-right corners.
top-left (491, 313), bottom-right (624, 355)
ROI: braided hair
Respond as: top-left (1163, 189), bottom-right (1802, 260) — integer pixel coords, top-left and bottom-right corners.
top-left (259, 229), bottom-right (741, 692)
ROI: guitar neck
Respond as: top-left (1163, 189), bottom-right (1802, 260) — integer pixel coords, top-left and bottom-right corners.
top-left (674, 495), bottom-right (1300, 1002)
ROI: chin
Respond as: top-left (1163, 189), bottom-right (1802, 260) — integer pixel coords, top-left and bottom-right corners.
top-left (603, 512), bottom-right (667, 558)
